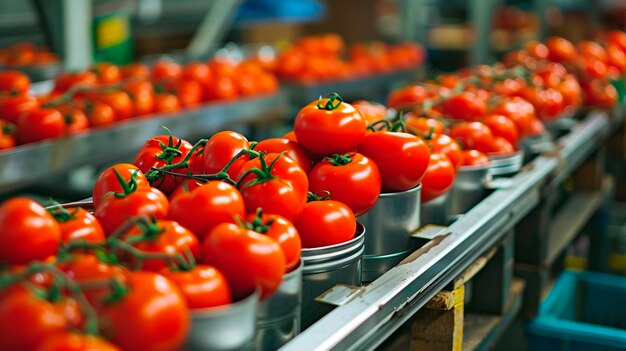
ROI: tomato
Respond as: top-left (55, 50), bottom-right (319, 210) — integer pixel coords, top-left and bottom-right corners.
top-left (0, 197), bottom-right (60, 264)
top-left (449, 122), bottom-right (495, 153)
top-left (358, 131), bottom-right (430, 192)
top-left (35, 332), bottom-right (121, 351)
top-left (582, 80), bottom-right (617, 108)
top-left (83, 100), bottom-right (115, 127)
top-left (489, 137), bottom-right (516, 155)
top-left (405, 116), bottom-right (445, 136)
top-left (557, 75), bottom-right (582, 111)
top-left (244, 211), bottom-right (302, 271)
top-left (420, 153), bottom-right (455, 203)
top-left (17, 108), bottom-right (66, 144)
top-left (48, 206), bottom-right (105, 243)
top-left (527, 117), bottom-right (546, 136)
top-left (483, 114), bottom-right (519, 146)
top-left (200, 130), bottom-right (250, 179)
top-left (152, 60), bottom-right (182, 81)
top-left (255, 137), bottom-right (313, 173)
top-left (169, 180), bottom-right (245, 240)
top-left (308, 153), bottom-right (381, 215)
top-left (545, 36), bottom-right (576, 63)
top-left (0, 70), bottom-right (30, 94)
top-left (97, 91), bottom-right (133, 121)
top-left (577, 41), bottom-right (607, 62)
top-left (459, 149), bottom-right (490, 167)
top-left (518, 86), bottom-right (564, 121)
top-left (235, 73), bottom-right (262, 96)
top-left (283, 131), bottom-right (298, 143)
top-left (295, 200), bottom-right (356, 248)
top-left (387, 85), bottom-right (429, 110)
top-left (429, 133), bottom-right (462, 170)
top-left (124, 80), bottom-right (155, 117)
top-left (60, 254), bottom-right (129, 304)
top-left (352, 100), bottom-right (388, 125)
top-left (92, 62), bottom-right (121, 85)
top-left (123, 219), bottom-right (200, 271)
top-left (0, 286), bottom-right (79, 351)
top-left (439, 91), bottom-right (488, 120)
top-left (100, 271), bottom-right (189, 351)
top-left (525, 40), bottom-right (549, 60)
top-left (606, 45), bottom-right (626, 74)
top-left (95, 187), bottom-right (169, 235)
top-left (0, 94), bottom-right (39, 124)
top-left (0, 120), bottom-right (16, 150)
top-left (60, 106), bottom-right (89, 134)
top-left (182, 62), bottom-right (212, 86)
top-left (53, 71), bottom-right (98, 93)
top-left (237, 152), bottom-right (309, 200)
top-left (160, 265), bottom-right (231, 309)
top-left (205, 75), bottom-right (238, 100)
top-left (133, 134), bottom-right (193, 195)
top-left (157, 79), bottom-right (203, 107)
top-left (93, 163), bottom-right (151, 208)
top-left (202, 222), bottom-right (286, 300)
top-left (294, 94), bottom-right (366, 156)
top-left (120, 62), bottom-right (151, 79)
top-left (490, 97), bottom-right (536, 137)
top-left (154, 93), bottom-right (180, 112)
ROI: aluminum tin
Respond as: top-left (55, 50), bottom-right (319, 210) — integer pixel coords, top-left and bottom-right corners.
top-left (447, 165), bottom-right (491, 216)
top-left (186, 289), bottom-right (259, 351)
top-left (488, 150), bottom-right (524, 176)
top-left (420, 191), bottom-right (450, 226)
top-left (300, 223), bottom-right (365, 328)
top-left (255, 261), bottom-right (303, 350)
top-left (358, 184), bottom-right (421, 282)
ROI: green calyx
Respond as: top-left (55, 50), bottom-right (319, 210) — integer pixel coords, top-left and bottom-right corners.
top-left (328, 153), bottom-right (353, 166)
top-left (241, 208), bottom-right (274, 234)
top-left (155, 126), bottom-right (184, 164)
top-left (307, 190), bottom-right (331, 202)
top-left (316, 92), bottom-right (344, 111)
top-left (47, 204), bottom-right (77, 223)
top-left (112, 169), bottom-right (141, 198)
top-left (235, 151), bottom-right (283, 189)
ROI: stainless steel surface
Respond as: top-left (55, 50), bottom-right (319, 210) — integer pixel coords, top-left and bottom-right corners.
top-left (280, 110), bottom-right (614, 351)
top-left (256, 261), bottom-right (303, 350)
top-left (0, 93), bottom-right (287, 193)
top-left (187, 288), bottom-right (259, 351)
top-left (488, 150), bottom-right (524, 176)
top-left (301, 223), bottom-right (365, 328)
top-left (185, 0), bottom-right (240, 59)
top-left (447, 165), bottom-right (491, 216)
top-left (358, 185), bottom-right (421, 282)
top-left (420, 191), bottom-right (450, 226)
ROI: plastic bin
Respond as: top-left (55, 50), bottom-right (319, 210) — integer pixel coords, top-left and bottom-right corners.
top-left (526, 270), bottom-right (626, 351)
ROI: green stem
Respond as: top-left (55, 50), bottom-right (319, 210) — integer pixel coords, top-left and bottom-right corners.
top-left (328, 153), bottom-right (353, 166)
top-left (366, 119), bottom-right (392, 132)
top-left (307, 190), bottom-right (331, 202)
top-left (316, 92), bottom-right (344, 110)
top-left (145, 139), bottom-right (207, 183)
top-left (112, 169), bottom-right (139, 198)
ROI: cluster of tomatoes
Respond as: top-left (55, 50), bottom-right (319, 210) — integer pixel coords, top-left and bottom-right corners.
top-left (0, 58), bottom-right (279, 151)
top-left (0, 42), bottom-right (59, 67)
top-left (273, 33), bottom-right (425, 83)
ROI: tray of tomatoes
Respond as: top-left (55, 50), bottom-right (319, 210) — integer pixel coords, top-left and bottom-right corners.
top-left (0, 42), bottom-right (61, 82)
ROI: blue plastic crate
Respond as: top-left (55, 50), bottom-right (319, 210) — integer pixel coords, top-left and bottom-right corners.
top-left (526, 271), bottom-right (626, 351)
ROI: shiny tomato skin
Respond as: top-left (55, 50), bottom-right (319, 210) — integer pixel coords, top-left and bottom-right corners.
top-left (53, 71), bottom-right (98, 93)
top-left (0, 70), bottom-right (30, 94)
top-left (254, 137), bottom-right (313, 173)
top-left (440, 91), bottom-right (488, 121)
top-left (0, 94), bottom-right (39, 124)
top-left (92, 163), bottom-right (151, 208)
top-left (200, 130), bottom-right (250, 179)
top-left (489, 137), bottom-right (516, 155)
top-left (237, 153), bottom-right (309, 202)
top-left (449, 122), bottom-right (495, 154)
top-left (0, 120), bottom-right (16, 150)
top-left (460, 150), bottom-right (490, 167)
top-left (92, 62), bottom-right (121, 85)
top-left (405, 116), bottom-right (445, 136)
top-left (55, 207), bottom-right (105, 243)
top-left (420, 153), bottom-right (455, 203)
top-left (152, 60), bottom-right (182, 81)
top-left (160, 265), bottom-right (231, 309)
top-left (308, 153), bottom-right (382, 216)
top-left (545, 36), bottom-right (576, 62)
top-left (99, 271), bottom-right (190, 351)
top-left (97, 91), bottom-right (133, 121)
top-left (35, 332), bottom-right (121, 351)
top-left (358, 131), bottom-right (430, 192)
top-left (387, 85), bottom-right (429, 110)
top-left (120, 62), bottom-right (151, 79)
top-left (0, 197), bottom-right (60, 264)
top-left (490, 97), bottom-right (536, 137)
top-left (244, 212), bottom-right (302, 272)
top-left (429, 133), bottom-right (462, 170)
top-left (484, 114), bottom-right (519, 146)
top-left (95, 187), bottom-right (169, 235)
top-left (133, 135), bottom-right (193, 195)
top-left (169, 180), bottom-right (245, 240)
top-left (17, 108), bottom-right (66, 144)
top-left (84, 100), bottom-right (115, 127)
top-left (202, 222), bottom-right (286, 300)
top-left (60, 254), bottom-right (129, 304)
top-left (295, 200), bottom-right (356, 248)
top-left (294, 98), bottom-right (366, 156)
top-left (240, 176), bottom-right (306, 223)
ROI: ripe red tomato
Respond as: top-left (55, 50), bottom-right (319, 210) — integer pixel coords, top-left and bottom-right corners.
top-left (582, 80), bottom-right (617, 107)
top-left (120, 62), bottom-right (151, 79)
top-left (59, 106), bottom-right (89, 134)
top-left (449, 122), bottom-right (495, 154)
top-left (133, 134), bottom-right (193, 195)
top-left (429, 133), bottom-right (462, 170)
top-left (0, 94), bottom-right (39, 124)
top-left (202, 222), bottom-right (286, 300)
top-left (17, 108), bottom-right (66, 144)
top-left (294, 94), bottom-right (366, 156)
top-left (168, 180), bottom-right (245, 240)
top-left (490, 97), bottom-right (536, 137)
top-left (254, 137), bottom-right (313, 173)
top-left (205, 75), bottom-right (238, 100)
top-left (0, 197), bottom-right (60, 264)
top-left (93, 164), bottom-right (151, 208)
top-left (182, 62), bottom-right (212, 87)
top-left (244, 212), bottom-right (302, 271)
top-left (53, 71), bottom-right (98, 93)
top-left (160, 265), bottom-right (231, 309)
top-left (237, 153), bottom-right (309, 201)
top-left (200, 130), bottom-right (250, 179)
top-left (83, 100), bottom-right (116, 127)
top-left (49, 207), bottom-right (105, 243)
top-left (60, 254), bottom-right (129, 304)
top-left (308, 153), bottom-right (382, 216)
top-left (545, 36), bottom-right (576, 63)
top-left (35, 332), bottom-right (121, 351)
top-left (0, 70), bottom-right (30, 94)
top-left (152, 60), bottom-right (182, 81)
top-left (92, 62), bottom-right (122, 85)
top-left (439, 91), bottom-right (488, 120)
top-left (157, 79), bottom-right (203, 107)
top-left (352, 100), bottom-right (388, 125)
top-left (358, 131), bottom-right (430, 192)
top-left (460, 150), bottom-right (490, 167)
top-left (405, 116), bottom-right (445, 136)
top-left (387, 85), bottom-right (429, 110)
top-left (154, 93), bottom-right (180, 112)
top-left (295, 200), bottom-right (356, 248)
top-left (95, 187), bottom-right (169, 235)
top-left (99, 271), bottom-right (190, 351)
top-left (123, 219), bottom-right (200, 271)
top-left (0, 120), bottom-right (16, 150)
top-left (97, 91), bottom-right (133, 121)
top-left (421, 153), bottom-right (455, 203)
top-left (124, 80), bottom-right (155, 117)
top-left (484, 114), bottom-right (519, 146)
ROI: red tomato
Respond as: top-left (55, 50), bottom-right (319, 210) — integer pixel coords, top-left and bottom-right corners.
top-left (205, 75), bottom-right (238, 100)
top-left (429, 133), bottom-right (462, 170)
top-left (449, 122), bottom-right (495, 153)
top-left (202, 222), bottom-right (286, 300)
top-left (420, 153), bottom-right (455, 203)
top-left (92, 62), bottom-right (122, 85)
top-left (308, 153), bottom-right (381, 216)
top-left (97, 91), bottom-right (133, 121)
top-left (490, 97), bottom-right (536, 137)
top-left (460, 150), bottom-right (490, 167)
top-left (99, 272), bottom-right (190, 351)
top-left (518, 86), bottom-right (565, 121)
top-left (124, 80), bottom-right (155, 117)
top-left (123, 219), bottom-right (200, 271)
top-left (237, 153), bottom-right (309, 202)
top-left (168, 180), bottom-right (245, 240)
top-left (525, 40), bottom-right (549, 60)
top-left (484, 114), bottom-right (519, 146)
top-left (0, 120), bottom-right (16, 150)
top-left (48, 206), bottom-right (105, 243)
top-left (53, 71), bottom-right (98, 93)
top-left (200, 131), bottom-right (250, 179)
top-left (0, 197), bottom-right (60, 264)
top-left (93, 164), bottom-right (151, 208)
top-left (527, 118), bottom-right (546, 136)
top-left (254, 137), bottom-right (313, 173)
top-left (152, 60), bottom-right (182, 81)
top-left (0, 94), bottom-right (39, 124)
top-left (17, 108), bottom-right (66, 144)
top-left (405, 116), bottom-right (445, 136)
top-left (489, 137), bottom-right (516, 155)
top-left (577, 41), bottom-right (607, 62)
top-left (387, 85), bottom-right (429, 110)
top-left (95, 187), bottom-right (169, 235)
top-left (358, 131), bottom-right (430, 192)
top-left (439, 91), bottom-right (488, 120)
top-left (160, 265), bottom-right (231, 309)
top-left (60, 254), bottom-right (129, 304)
top-left (352, 100), bottom-right (388, 125)
top-left (157, 79), bottom-right (203, 107)
top-left (35, 332), bottom-right (121, 351)
top-left (182, 62), bottom-right (212, 86)
top-left (244, 212), bottom-right (302, 271)
top-left (120, 62), bottom-right (151, 79)
top-left (0, 70), bottom-right (30, 94)
top-left (59, 106), bottom-right (89, 134)
top-left (295, 200), bottom-right (356, 248)
top-left (83, 100), bottom-right (116, 127)
top-left (294, 94), bottom-right (366, 156)
top-left (132, 134), bottom-right (193, 195)
top-left (545, 36), bottom-right (576, 63)
top-left (154, 93), bottom-right (180, 112)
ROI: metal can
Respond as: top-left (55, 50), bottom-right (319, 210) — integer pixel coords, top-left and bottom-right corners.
top-left (447, 164), bottom-right (491, 217)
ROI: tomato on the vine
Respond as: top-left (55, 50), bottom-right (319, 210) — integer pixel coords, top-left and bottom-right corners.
top-left (237, 152), bottom-right (309, 202)
top-left (96, 186), bottom-right (169, 235)
top-left (17, 108), bottom-right (66, 144)
top-left (439, 91), bottom-right (488, 120)
top-left (0, 94), bottom-right (39, 124)
top-left (60, 254), bottom-right (129, 304)
top-left (405, 116), bottom-right (445, 136)
top-left (387, 85), bottom-right (429, 110)
top-left (48, 206), bottom-right (105, 244)
top-left (244, 211), bottom-right (302, 271)
top-left (200, 130), bottom-right (251, 179)
top-left (254, 137), bottom-right (313, 173)
top-left (92, 164), bottom-right (151, 208)
top-left (295, 199), bottom-right (356, 248)
top-left (160, 265), bottom-right (231, 309)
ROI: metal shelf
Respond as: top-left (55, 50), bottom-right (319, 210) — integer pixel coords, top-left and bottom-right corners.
top-left (0, 92), bottom-right (287, 193)
top-left (280, 109), bottom-right (619, 351)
